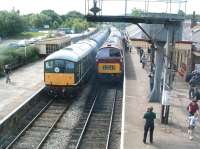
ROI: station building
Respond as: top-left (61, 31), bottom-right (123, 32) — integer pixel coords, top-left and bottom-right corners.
top-left (174, 41), bottom-right (192, 78)
top-left (192, 25), bottom-right (200, 72)
top-left (129, 38), bottom-right (151, 51)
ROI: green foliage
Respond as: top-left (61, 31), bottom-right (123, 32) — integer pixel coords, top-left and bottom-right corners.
top-left (11, 32), bottom-right (45, 39)
top-left (0, 10), bottom-right (25, 37)
top-left (61, 17), bottom-right (89, 33)
top-left (178, 10), bottom-right (185, 16)
top-left (61, 11), bottom-right (84, 20)
top-left (0, 9), bottom-right (93, 38)
top-left (0, 46), bottom-right (40, 76)
top-left (40, 10), bottom-right (63, 27)
top-left (131, 8), bottom-right (143, 17)
top-left (73, 18), bottom-right (89, 33)
top-left (52, 21), bottom-right (59, 29)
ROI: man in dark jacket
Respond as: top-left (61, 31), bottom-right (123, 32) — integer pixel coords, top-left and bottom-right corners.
top-left (4, 64), bottom-right (11, 83)
top-left (139, 48), bottom-right (144, 63)
top-left (143, 106), bottom-right (156, 144)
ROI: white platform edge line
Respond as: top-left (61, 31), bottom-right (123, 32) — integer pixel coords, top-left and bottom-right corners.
top-left (120, 51), bottom-right (126, 149)
top-left (0, 86), bottom-right (45, 125)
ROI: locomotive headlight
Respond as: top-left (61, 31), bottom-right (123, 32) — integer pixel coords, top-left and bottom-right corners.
top-left (54, 67), bottom-right (60, 73)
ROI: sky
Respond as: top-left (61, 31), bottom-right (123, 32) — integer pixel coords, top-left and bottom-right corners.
top-left (0, 0), bottom-right (199, 15)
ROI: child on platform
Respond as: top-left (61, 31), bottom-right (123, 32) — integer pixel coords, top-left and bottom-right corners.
top-left (187, 112), bottom-right (199, 140)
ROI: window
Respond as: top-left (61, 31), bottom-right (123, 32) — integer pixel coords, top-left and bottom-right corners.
top-left (46, 44), bottom-right (59, 54)
top-left (96, 48), bottom-right (109, 58)
top-left (97, 47), bottom-right (121, 58)
top-left (54, 60), bottom-right (65, 73)
top-left (110, 48), bottom-right (121, 57)
top-left (45, 61), bottom-right (54, 72)
top-left (65, 61), bottom-right (74, 73)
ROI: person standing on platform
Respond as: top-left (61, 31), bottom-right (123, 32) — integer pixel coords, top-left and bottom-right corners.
top-left (187, 98), bottom-right (199, 116)
top-left (4, 64), bottom-right (11, 84)
top-left (139, 48), bottom-right (144, 63)
top-left (187, 112), bottom-right (199, 140)
top-left (129, 45), bottom-right (132, 53)
top-left (141, 54), bottom-right (146, 68)
top-left (143, 106), bottom-right (156, 144)
top-left (148, 72), bottom-right (154, 91)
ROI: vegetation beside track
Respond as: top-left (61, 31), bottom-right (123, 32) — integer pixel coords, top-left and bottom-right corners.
top-left (11, 32), bottom-right (46, 39)
top-left (0, 46), bottom-right (40, 77)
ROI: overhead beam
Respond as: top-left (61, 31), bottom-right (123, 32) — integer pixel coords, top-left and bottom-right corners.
top-left (86, 15), bottom-right (183, 25)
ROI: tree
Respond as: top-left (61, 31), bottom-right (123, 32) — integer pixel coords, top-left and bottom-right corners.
top-left (40, 10), bottom-right (62, 27)
top-left (0, 10), bottom-right (25, 37)
top-left (52, 21), bottom-right (59, 29)
top-left (72, 18), bottom-right (88, 33)
top-left (178, 10), bottom-right (185, 16)
top-left (131, 8), bottom-right (143, 17)
top-left (61, 11), bottom-right (84, 20)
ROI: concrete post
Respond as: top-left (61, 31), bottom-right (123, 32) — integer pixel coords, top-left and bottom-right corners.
top-left (161, 26), bottom-right (173, 124)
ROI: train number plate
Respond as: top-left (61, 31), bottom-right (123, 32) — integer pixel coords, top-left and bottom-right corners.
top-left (103, 65), bottom-right (115, 70)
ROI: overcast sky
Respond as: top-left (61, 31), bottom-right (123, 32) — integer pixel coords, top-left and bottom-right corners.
top-left (0, 0), bottom-right (199, 15)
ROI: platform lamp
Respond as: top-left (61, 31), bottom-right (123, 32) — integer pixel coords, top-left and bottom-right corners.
top-left (90, 0), bottom-right (101, 16)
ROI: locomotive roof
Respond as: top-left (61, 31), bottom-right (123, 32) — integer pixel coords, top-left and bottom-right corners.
top-left (45, 28), bottom-right (109, 62)
top-left (96, 28), bottom-right (123, 59)
top-left (109, 27), bottom-right (122, 38)
top-left (101, 36), bottom-right (123, 50)
top-left (96, 47), bottom-right (122, 59)
top-left (45, 40), bottom-right (97, 62)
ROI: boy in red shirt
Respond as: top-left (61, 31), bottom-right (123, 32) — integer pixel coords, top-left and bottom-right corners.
top-left (187, 99), bottom-right (199, 116)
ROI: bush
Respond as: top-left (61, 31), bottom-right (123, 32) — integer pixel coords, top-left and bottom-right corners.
top-left (0, 46), bottom-right (40, 76)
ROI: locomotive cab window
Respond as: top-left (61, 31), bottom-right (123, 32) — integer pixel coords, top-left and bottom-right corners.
top-left (45, 61), bottom-right (53, 72)
top-left (110, 48), bottom-right (121, 57)
top-left (65, 61), bottom-right (74, 73)
top-left (54, 60), bottom-right (65, 73)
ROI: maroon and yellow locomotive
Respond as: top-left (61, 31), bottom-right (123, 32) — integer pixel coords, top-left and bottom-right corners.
top-left (96, 27), bottom-right (124, 81)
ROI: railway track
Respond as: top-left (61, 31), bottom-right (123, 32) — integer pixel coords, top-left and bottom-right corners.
top-left (68, 84), bottom-right (122, 149)
top-left (6, 98), bottom-right (70, 149)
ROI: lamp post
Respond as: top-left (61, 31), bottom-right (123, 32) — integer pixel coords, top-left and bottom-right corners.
top-left (24, 40), bottom-right (27, 57)
top-left (24, 40), bottom-right (27, 64)
top-left (25, 45), bottom-right (27, 57)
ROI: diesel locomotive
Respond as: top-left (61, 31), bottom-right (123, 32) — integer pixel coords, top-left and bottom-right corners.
top-left (44, 28), bottom-right (110, 95)
top-left (95, 27), bottom-right (124, 81)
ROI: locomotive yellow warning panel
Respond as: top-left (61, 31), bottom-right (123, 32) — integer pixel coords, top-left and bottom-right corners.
top-left (98, 63), bottom-right (121, 73)
top-left (45, 73), bottom-right (75, 86)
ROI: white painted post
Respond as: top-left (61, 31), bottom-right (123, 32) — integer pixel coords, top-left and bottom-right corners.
top-left (161, 27), bottom-right (170, 124)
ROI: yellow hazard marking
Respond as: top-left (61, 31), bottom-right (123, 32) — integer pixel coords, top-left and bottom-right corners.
top-left (45, 73), bottom-right (75, 86)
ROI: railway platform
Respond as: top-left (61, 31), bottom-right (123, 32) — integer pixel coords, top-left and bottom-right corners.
top-left (0, 60), bottom-right (44, 123)
top-left (123, 49), bottom-right (200, 149)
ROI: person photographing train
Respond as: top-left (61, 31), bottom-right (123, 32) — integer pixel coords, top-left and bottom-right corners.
top-left (4, 64), bottom-right (11, 84)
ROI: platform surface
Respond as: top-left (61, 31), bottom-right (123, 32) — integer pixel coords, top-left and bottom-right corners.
top-left (0, 60), bottom-right (44, 122)
top-left (123, 49), bottom-right (200, 149)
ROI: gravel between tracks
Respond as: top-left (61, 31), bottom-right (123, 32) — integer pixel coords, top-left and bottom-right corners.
top-left (42, 82), bottom-right (95, 149)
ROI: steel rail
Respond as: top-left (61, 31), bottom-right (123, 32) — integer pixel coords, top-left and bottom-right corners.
top-left (36, 102), bottom-right (70, 149)
top-left (6, 99), bottom-right (54, 149)
top-left (105, 89), bottom-right (118, 149)
top-left (75, 90), bottom-right (99, 149)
